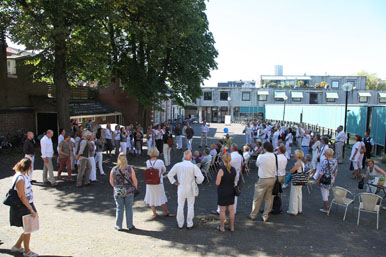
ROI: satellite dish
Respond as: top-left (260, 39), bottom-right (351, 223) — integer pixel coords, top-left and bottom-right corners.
top-left (342, 83), bottom-right (353, 92)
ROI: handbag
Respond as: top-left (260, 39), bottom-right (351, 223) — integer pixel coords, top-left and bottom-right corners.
top-left (233, 184), bottom-right (241, 196)
top-left (118, 167), bottom-right (140, 198)
top-left (192, 180), bottom-right (199, 197)
top-left (145, 160), bottom-right (161, 185)
top-left (320, 160), bottom-right (332, 185)
top-left (272, 154), bottom-right (282, 196)
top-left (3, 175), bottom-right (24, 207)
top-left (358, 177), bottom-right (364, 189)
top-left (292, 163), bottom-right (308, 186)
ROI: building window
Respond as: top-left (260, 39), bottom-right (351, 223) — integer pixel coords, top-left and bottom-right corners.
top-left (203, 92), bottom-right (212, 101)
top-left (242, 92), bottom-right (250, 101)
top-left (78, 118), bottom-right (83, 123)
top-left (220, 91), bottom-right (229, 101)
top-left (347, 80), bottom-right (356, 87)
top-left (91, 117), bottom-right (96, 122)
top-left (379, 93), bottom-right (386, 103)
top-left (326, 98), bottom-right (336, 102)
top-left (102, 116), bottom-right (106, 121)
top-left (292, 97), bottom-right (302, 102)
top-left (7, 61), bottom-right (11, 73)
top-left (258, 95), bottom-right (267, 101)
top-left (359, 96), bottom-right (368, 103)
top-left (331, 81), bottom-right (339, 89)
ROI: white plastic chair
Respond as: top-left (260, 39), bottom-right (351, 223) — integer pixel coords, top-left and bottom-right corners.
top-left (357, 193), bottom-right (383, 230)
top-left (327, 186), bottom-right (355, 221)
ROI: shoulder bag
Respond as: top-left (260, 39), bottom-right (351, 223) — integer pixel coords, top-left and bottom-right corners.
top-left (145, 160), bottom-right (161, 185)
top-left (272, 154), bottom-right (282, 196)
top-left (320, 160), bottom-right (332, 185)
top-left (292, 163), bottom-right (308, 186)
top-left (3, 175), bottom-right (24, 207)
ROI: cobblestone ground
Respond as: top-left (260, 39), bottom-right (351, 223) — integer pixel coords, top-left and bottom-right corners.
top-left (0, 123), bottom-right (385, 257)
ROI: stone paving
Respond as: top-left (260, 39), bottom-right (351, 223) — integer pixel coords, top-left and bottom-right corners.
top-left (0, 123), bottom-right (385, 257)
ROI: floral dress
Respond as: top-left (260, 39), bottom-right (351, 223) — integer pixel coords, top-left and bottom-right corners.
top-left (113, 165), bottom-right (135, 198)
top-left (319, 159), bottom-right (338, 190)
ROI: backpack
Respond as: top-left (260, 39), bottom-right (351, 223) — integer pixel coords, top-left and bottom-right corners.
top-left (145, 160), bottom-right (161, 185)
top-left (271, 196), bottom-right (282, 215)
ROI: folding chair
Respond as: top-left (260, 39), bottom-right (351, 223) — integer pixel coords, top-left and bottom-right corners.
top-left (327, 186), bottom-right (355, 221)
top-left (357, 193), bottom-right (383, 230)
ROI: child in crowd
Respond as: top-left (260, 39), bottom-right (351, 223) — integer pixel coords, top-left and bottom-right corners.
top-left (283, 154), bottom-right (312, 189)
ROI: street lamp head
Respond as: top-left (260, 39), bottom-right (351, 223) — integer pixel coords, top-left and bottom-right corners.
top-left (227, 96), bottom-right (231, 101)
top-left (283, 95), bottom-right (288, 101)
top-left (342, 83), bottom-right (353, 92)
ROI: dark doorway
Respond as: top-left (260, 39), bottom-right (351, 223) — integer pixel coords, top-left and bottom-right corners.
top-left (366, 107), bottom-right (372, 133)
top-left (310, 93), bottom-right (318, 104)
top-left (37, 113), bottom-right (58, 139)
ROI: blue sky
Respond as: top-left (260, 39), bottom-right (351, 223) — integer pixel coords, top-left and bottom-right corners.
top-left (203, 0), bottom-right (386, 86)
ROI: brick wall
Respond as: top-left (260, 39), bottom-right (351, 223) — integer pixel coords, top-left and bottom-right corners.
top-left (97, 80), bottom-right (151, 126)
top-left (0, 110), bottom-right (35, 135)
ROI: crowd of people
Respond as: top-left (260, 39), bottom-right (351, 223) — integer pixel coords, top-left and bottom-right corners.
top-left (6, 118), bottom-right (386, 256)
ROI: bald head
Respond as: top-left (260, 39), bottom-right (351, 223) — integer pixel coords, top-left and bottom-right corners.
top-left (184, 150), bottom-right (192, 161)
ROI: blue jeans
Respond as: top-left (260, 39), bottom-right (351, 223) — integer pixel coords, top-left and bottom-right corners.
top-left (302, 146), bottom-right (310, 155)
top-left (114, 194), bottom-right (134, 229)
top-left (284, 173), bottom-right (292, 185)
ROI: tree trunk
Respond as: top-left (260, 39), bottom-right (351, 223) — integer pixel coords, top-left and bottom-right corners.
top-left (0, 29), bottom-right (8, 109)
top-left (54, 39), bottom-right (71, 134)
top-left (137, 102), bottom-right (146, 129)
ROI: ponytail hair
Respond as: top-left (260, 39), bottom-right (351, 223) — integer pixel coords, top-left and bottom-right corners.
top-left (13, 158), bottom-right (32, 173)
top-left (222, 153), bottom-right (232, 172)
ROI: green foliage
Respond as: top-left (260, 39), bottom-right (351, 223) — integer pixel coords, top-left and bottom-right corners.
top-left (314, 83), bottom-right (321, 88)
top-left (297, 80), bottom-right (304, 87)
top-left (357, 71), bottom-right (386, 90)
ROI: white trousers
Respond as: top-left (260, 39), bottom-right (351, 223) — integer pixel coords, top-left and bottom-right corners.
top-left (335, 142), bottom-right (344, 163)
top-left (176, 135), bottom-right (183, 149)
top-left (163, 144), bottom-right (171, 166)
top-left (186, 138), bottom-right (193, 151)
top-left (120, 142), bottom-right (127, 155)
top-left (245, 134), bottom-right (252, 145)
top-left (95, 151), bottom-right (105, 175)
top-left (88, 156), bottom-right (97, 181)
top-left (288, 185), bottom-right (302, 215)
top-left (24, 154), bottom-right (34, 181)
top-left (147, 140), bottom-right (153, 155)
top-left (177, 194), bottom-right (195, 228)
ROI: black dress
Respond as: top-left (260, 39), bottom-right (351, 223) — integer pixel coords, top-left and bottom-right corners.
top-left (217, 165), bottom-right (236, 206)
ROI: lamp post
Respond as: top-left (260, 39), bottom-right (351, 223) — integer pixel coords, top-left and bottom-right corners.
top-left (342, 83), bottom-right (354, 156)
top-left (282, 95), bottom-right (288, 122)
top-left (227, 96), bottom-right (232, 117)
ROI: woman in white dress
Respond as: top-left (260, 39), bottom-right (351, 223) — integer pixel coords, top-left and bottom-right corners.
top-left (146, 125), bottom-right (155, 156)
top-left (272, 128), bottom-right (280, 150)
top-left (144, 147), bottom-right (175, 219)
top-left (311, 134), bottom-right (321, 170)
top-left (285, 128), bottom-right (293, 160)
top-left (89, 138), bottom-right (97, 181)
top-left (313, 137), bottom-right (329, 180)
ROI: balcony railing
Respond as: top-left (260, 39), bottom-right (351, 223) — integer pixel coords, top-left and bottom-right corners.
top-left (48, 85), bottom-right (97, 100)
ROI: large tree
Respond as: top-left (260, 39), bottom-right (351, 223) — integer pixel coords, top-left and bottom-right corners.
top-left (102, 0), bottom-right (218, 124)
top-left (6, 0), bottom-right (217, 130)
top-left (6, 0), bottom-right (110, 132)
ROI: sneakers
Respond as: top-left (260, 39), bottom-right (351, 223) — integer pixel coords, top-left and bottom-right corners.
top-left (23, 251), bottom-right (39, 257)
top-left (320, 208), bottom-right (328, 214)
top-left (11, 246), bottom-right (24, 253)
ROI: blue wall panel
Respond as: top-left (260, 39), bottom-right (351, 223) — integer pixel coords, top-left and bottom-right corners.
top-left (371, 107), bottom-right (386, 146)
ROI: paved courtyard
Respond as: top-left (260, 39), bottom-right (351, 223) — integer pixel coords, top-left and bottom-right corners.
top-left (0, 123), bottom-right (385, 257)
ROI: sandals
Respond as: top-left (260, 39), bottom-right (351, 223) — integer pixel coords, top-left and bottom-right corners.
top-left (152, 214), bottom-right (158, 219)
top-left (217, 225), bottom-right (225, 232)
top-left (164, 213), bottom-right (175, 217)
top-left (23, 251), bottom-right (39, 257)
top-left (11, 246), bottom-right (25, 253)
top-left (210, 210), bottom-right (219, 215)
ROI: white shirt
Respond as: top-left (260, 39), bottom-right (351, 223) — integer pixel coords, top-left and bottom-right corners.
top-left (13, 172), bottom-right (33, 203)
top-left (243, 151), bottom-right (250, 161)
top-left (168, 160), bottom-right (204, 197)
top-left (276, 154), bottom-right (288, 177)
top-left (245, 125), bottom-right (252, 135)
top-left (201, 125), bottom-right (209, 133)
top-left (230, 151), bottom-right (243, 173)
top-left (155, 129), bottom-right (164, 140)
top-left (210, 149), bottom-right (217, 157)
top-left (319, 144), bottom-right (329, 163)
top-left (301, 134), bottom-right (311, 147)
top-left (146, 159), bottom-right (166, 184)
top-left (114, 130), bottom-right (120, 141)
top-left (296, 127), bottom-right (305, 137)
top-left (58, 134), bottom-right (64, 149)
top-left (105, 128), bottom-right (112, 139)
top-left (335, 131), bottom-right (347, 142)
top-left (350, 142), bottom-right (362, 161)
top-left (285, 133), bottom-right (293, 144)
top-left (256, 152), bottom-right (276, 178)
top-left (40, 135), bottom-right (54, 158)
